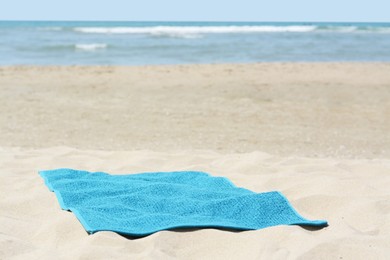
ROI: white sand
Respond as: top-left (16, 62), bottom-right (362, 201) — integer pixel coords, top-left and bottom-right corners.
top-left (1, 147), bottom-right (389, 259)
top-left (1, 63), bottom-right (390, 259)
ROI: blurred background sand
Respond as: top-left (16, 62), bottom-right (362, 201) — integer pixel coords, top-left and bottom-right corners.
top-left (1, 63), bottom-right (389, 158)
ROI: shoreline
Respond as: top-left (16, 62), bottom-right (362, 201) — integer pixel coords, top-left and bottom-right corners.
top-left (1, 60), bottom-right (390, 67)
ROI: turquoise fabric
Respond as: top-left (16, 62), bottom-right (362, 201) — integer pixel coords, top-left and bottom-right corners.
top-left (39, 169), bottom-right (327, 236)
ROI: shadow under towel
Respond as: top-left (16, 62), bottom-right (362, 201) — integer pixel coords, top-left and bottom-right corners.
top-left (39, 169), bottom-right (327, 236)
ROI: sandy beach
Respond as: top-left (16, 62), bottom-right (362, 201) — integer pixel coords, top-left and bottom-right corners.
top-left (1, 63), bottom-right (390, 259)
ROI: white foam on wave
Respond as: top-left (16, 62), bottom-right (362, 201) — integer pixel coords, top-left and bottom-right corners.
top-left (326, 26), bottom-right (358, 32)
top-left (75, 43), bottom-right (107, 51)
top-left (151, 31), bottom-right (203, 39)
top-left (317, 26), bottom-right (390, 34)
top-left (368, 27), bottom-right (390, 33)
top-left (73, 25), bottom-right (318, 35)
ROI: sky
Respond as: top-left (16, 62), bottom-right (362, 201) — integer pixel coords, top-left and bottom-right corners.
top-left (0, 0), bottom-right (389, 22)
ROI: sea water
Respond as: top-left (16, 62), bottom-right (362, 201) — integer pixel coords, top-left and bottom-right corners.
top-left (1, 21), bottom-right (390, 65)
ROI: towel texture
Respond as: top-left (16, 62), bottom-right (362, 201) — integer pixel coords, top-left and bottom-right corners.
top-left (39, 169), bottom-right (327, 236)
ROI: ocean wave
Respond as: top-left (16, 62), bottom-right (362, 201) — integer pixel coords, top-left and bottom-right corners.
top-left (151, 32), bottom-right (203, 39)
top-left (75, 43), bottom-right (107, 51)
top-left (37, 27), bottom-right (64, 31)
top-left (73, 25), bottom-right (318, 35)
top-left (318, 26), bottom-right (359, 32)
top-left (363, 27), bottom-right (390, 33)
top-left (71, 25), bottom-right (390, 36)
top-left (317, 25), bottom-right (390, 33)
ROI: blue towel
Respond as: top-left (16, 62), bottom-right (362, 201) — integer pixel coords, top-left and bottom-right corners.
top-left (39, 169), bottom-right (327, 236)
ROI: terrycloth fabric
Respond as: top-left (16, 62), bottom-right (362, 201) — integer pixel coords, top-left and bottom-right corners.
top-left (39, 169), bottom-right (327, 236)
